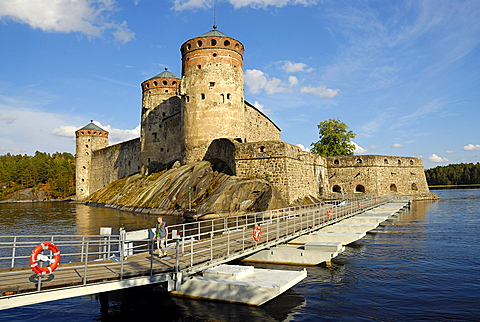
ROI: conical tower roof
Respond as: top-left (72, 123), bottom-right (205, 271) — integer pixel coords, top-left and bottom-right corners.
top-left (148, 68), bottom-right (181, 80)
top-left (77, 121), bottom-right (107, 132)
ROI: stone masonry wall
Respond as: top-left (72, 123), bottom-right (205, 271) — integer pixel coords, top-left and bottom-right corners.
top-left (325, 155), bottom-right (430, 198)
top-left (90, 138), bottom-right (141, 193)
top-left (235, 141), bottom-right (326, 203)
top-left (243, 102), bottom-right (281, 142)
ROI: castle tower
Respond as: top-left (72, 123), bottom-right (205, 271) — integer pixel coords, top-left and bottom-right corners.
top-left (140, 68), bottom-right (182, 174)
top-left (180, 29), bottom-right (245, 163)
top-left (75, 121), bottom-right (108, 201)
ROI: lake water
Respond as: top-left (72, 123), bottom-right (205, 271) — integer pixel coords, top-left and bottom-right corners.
top-left (0, 189), bottom-right (479, 321)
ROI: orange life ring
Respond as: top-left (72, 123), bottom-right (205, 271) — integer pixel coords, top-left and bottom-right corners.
top-left (30, 242), bottom-right (61, 275)
top-left (253, 225), bottom-right (262, 241)
top-left (327, 208), bottom-right (332, 219)
top-left (357, 201), bottom-right (362, 208)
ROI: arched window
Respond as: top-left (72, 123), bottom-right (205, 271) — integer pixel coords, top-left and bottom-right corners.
top-left (384, 158), bottom-right (389, 164)
top-left (332, 185), bottom-right (342, 193)
top-left (224, 40), bottom-right (230, 46)
top-left (356, 158), bottom-right (362, 163)
top-left (334, 159), bottom-right (340, 165)
top-left (211, 39), bottom-right (217, 46)
top-left (410, 160), bottom-right (414, 165)
top-left (355, 185), bottom-right (365, 193)
top-left (411, 183), bottom-right (418, 191)
top-left (197, 40), bottom-right (203, 47)
top-left (398, 159), bottom-right (402, 165)
top-left (390, 184), bottom-right (397, 192)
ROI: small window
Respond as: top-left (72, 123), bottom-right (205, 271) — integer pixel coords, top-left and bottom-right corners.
top-left (186, 96), bottom-right (190, 102)
top-left (390, 184), bottom-right (397, 192)
top-left (332, 185), bottom-right (342, 193)
top-left (186, 43), bottom-right (191, 50)
top-left (356, 158), bottom-right (362, 163)
top-left (398, 159), bottom-right (402, 165)
top-left (384, 158), bottom-right (389, 164)
top-left (211, 39), bottom-right (217, 46)
top-left (334, 159), bottom-right (340, 165)
top-left (197, 65), bottom-right (202, 69)
top-left (172, 81), bottom-right (177, 85)
top-left (259, 146), bottom-right (266, 152)
top-left (355, 185), bottom-right (365, 193)
top-left (163, 80), bottom-right (167, 85)
top-left (153, 81), bottom-right (157, 86)
top-left (227, 93), bottom-right (231, 99)
top-left (411, 183), bottom-right (418, 191)
top-left (410, 160), bottom-right (414, 165)
top-left (224, 40), bottom-right (230, 46)
top-left (197, 40), bottom-right (203, 47)
top-left (209, 82), bottom-right (215, 87)
top-left (213, 53), bottom-right (217, 57)
top-left (201, 93), bottom-right (205, 100)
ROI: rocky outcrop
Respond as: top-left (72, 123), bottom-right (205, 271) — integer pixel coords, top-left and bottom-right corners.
top-left (85, 161), bottom-right (288, 216)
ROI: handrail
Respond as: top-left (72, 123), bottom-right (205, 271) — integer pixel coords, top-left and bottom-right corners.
top-left (0, 194), bottom-right (406, 303)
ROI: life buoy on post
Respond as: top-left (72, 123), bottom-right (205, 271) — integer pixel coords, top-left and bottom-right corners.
top-left (327, 208), bottom-right (332, 219)
top-left (30, 242), bottom-right (61, 275)
top-left (357, 201), bottom-right (362, 209)
top-left (253, 225), bottom-right (262, 241)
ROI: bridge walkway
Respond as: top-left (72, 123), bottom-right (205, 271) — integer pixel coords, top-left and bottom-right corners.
top-left (0, 195), bottom-right (409, 309)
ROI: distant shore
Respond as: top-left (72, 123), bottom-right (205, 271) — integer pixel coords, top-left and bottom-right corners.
top-left (429, 184), bottom-right (480, 189)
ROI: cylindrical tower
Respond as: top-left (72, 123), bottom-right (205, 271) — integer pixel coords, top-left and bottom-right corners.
top-left (180, 29), bottom-right (245, 163)
top-left (75, 121), bottom-right (108, 201)
top-left (140, 69), bottom-right (182, 174)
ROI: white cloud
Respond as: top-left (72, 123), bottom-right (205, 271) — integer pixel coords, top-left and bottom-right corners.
top-left (392, 143), bottom-right (402, 148)
top-left (279, 61), bottom-right (315, 73)
top-left (463, 144), bottom-right (480, 151)
top-left (288, 76), bottom-right (299, 87)
top-left (428, 154), bottom-right (449, 163)
top-left (353, 142), bottom-right (368, 154)
top-left (0, 0), bottom-right (135, 43)
top-left (172, 0), bottom-right (319, 10)
top-left (296, 144), bottom-right (310, 152)
top-left (252, 101), bottom-right (272, 115)
top-left (300, 85), bottom-right (339, 98)
top-left (244, 69), bottom-right (288, 94)
top-left (0, 114), bottom-right (17, 124)
top-left (445, 150), bottom-right (454, 154)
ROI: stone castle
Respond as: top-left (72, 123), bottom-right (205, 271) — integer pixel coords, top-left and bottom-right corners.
top-left (75, 28), bottom-right (435, 203)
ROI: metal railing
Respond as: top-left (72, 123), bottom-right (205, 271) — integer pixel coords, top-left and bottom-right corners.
top-left (0, 194), bottom-right (405, 304)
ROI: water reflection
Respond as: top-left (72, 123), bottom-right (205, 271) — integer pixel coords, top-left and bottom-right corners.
top-left (0, 202), bottom-right (184, 236)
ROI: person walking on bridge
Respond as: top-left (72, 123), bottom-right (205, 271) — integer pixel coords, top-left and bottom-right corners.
top-left (154, 216), bottom-right (168, 257)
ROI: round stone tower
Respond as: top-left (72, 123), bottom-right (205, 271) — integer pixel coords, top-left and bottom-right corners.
top-left (140, 68), bottom-right (182, 174)
top-left (180, 28), bottom-right (245, 163)
top-left (75, 121), bottom-right (108, 201)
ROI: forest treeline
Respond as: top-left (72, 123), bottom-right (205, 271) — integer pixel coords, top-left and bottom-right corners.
top-left (425, 162), bottom-right (480, 186)
top-left (0, 151), bottom-right (75, 200)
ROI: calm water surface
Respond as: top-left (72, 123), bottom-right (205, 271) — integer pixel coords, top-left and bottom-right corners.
top-left (0, 189), bottom-right (479, 321)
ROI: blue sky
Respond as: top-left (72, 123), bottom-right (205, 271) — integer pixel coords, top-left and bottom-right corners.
top-left (0, 0), bottom-right (479, 169)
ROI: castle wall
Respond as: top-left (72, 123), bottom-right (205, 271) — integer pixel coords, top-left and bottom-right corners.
top-left (325, 155), bottom-right (430, 197)
top-left (235, 141), bottom-right (326, 203)
top-left (90, 138), bottom-right (141, 193)
top-left (243, 102), bottom-right (281, 142)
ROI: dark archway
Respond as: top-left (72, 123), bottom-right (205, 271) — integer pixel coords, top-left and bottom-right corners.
top-left (332, 185), bottom-right (342, 193)
top-left (390, 183), bottom-right (397, 192)
top-left (355, 184), bottom-right (365, 193)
